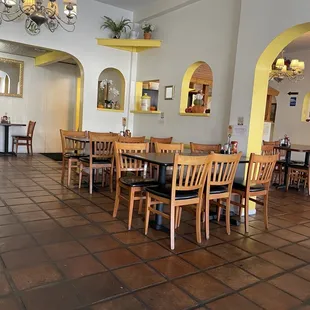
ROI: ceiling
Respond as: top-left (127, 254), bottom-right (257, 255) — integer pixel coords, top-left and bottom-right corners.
top-left (0, 40), bottom-right (76, 64)
top-left (95, 0), bottom-right (156, 11)
top-left (285, 32), bottom-right (310, 53)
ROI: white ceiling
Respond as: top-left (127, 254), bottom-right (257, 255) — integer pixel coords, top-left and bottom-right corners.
top-left (95, 0), bottom-right (156, 11)
top-left (0, 40), bottom-right (76, 64)
top-left (285, 32), bottom-right (310, 53)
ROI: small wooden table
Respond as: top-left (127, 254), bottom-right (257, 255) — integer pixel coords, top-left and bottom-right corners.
top-left (274, 144), bottom-right (310, 187)
top-left (0, 123), bottom-right (26, 156)
top-left (123, 152), bottom-right (249, 231)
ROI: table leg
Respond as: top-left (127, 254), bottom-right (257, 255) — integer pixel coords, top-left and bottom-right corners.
top-left (150, 165), bottom-right (168, 232)
top-left (0, 126), bottom-right (13, 156)
top-left (305, 152), bottom-right (310, 166)
top-left (277, 150), bottom-right (291, 189)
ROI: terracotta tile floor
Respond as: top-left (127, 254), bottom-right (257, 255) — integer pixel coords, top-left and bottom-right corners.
top-left (2, 156), bottom-right (310, 309)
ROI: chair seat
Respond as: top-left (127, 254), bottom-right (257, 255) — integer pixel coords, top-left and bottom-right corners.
top-left (209, 185), bottom-right (228, 194)
top-left (120, 176), bottom-right (158, 188)
top-left (12, 135), bottom-right (30, 140)
top-left (288, 164), bottom-right (308, 171)
top-left (146, 184), bottom-right (198, 200)
top-left (80, 157), bottom-right (111, 164)
top-left (64, 152), bottom-right (88, 159)
top-left (233, 178), bottom-right (265, 192)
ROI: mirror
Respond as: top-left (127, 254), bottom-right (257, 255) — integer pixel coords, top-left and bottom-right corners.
top-left (0, 58), bottom-right (24, 98)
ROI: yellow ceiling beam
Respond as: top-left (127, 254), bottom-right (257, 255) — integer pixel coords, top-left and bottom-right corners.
top-left (35, 51), bottom-right (71, 67)
top-left (96, 39), bottom-right (161, 52)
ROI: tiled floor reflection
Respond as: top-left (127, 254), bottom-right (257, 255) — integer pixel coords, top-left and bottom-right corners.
top-left (1, 155), bottom-right (310, 309)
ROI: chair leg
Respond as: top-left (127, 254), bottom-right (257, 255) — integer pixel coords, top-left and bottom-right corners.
top-left (244, 197), bottom-right (249, 233)
top-left (89, 168), bottom-right (93, 195)
top-left (110, 167), bottom-right (114, 193)
top-left (177, 208), bottom-right (182, 228)
top-left (205, 199), bottom-right (210, 240)
top-left (30, 141), bottom-right (33, 155)
top-left (26, 141), bottom-right (30, 154)
top-left (61, 159), bottom-right (66, 184)
top-left (144, 192), bottom-right (151, 235)
top-left (11, 139), bottom-right (14, 153)
top-left (225, 198), bottom-right (231, 236)
top-left (170, 204), bottom-right (175, 250)
top-left (217, 199), bottom-right (221, 222)
top-left (128, 188), bottom-right (135, 230)
top-left (67, 160), bottom-right (72, 187)
top-left (113, 183), bottom-right (121, 218)
top-left (286, 169), bottom-right (291, 192)
top-left (78, 163), bottom-right (83, 189)
top-left (196, 203), bottom-right (202, 244)
top-left (308, 172), bottom-right (310, 196)
top-left (264, 193), bottom-right (269, 230)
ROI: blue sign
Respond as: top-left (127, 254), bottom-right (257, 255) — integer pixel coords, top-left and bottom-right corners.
top-left (290, 97), bottom-right (297, 107)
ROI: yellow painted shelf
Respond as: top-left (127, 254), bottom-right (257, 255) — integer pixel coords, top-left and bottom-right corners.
top-left (130, 110), bottom-right (161, 115)
top-left (179, 113), bottom-right (210, 117)
top-left (97, 108), bottom-right (124, 113)
top-left (96, 39), bottom-right (161, 52)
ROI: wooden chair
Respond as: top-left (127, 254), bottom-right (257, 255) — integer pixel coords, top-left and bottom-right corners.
top-left (145, 154), bottom-right (211, 250)
top-left (286, 164), bottom-right (309, 193)
top-left (190, 142), bottom-right (221, 154)
top-left (113, 142), bottom-right (157, 230)
top-left (155, 142), bottom-right (184, 153)
top-left (261, 144), bottom-right (284, 185)
top-left (78, 133), bottom-right (118, 194)
top-left (262, 140), bottom-right (280, 146)
top-left (149, 137), bottom-right (173, 177)
top-left (205, 153), bottom-right (242, 237)
top-left (60, 129), bottom-right (88, 186)
top-left (12, 121), bottom-right (36, 155)
top-left (118, 136), bottom-right (145, 143)
top-left (150, 137), bottom-right (173, 152)
top-left (231, 153), bottom-right (278, 233)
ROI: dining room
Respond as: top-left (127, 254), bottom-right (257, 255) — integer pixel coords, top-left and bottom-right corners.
top-left (2, 0), bottom-right (310, 310)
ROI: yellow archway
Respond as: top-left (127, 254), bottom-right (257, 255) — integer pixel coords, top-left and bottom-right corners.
top-left (249, 23), bottom-right (310, 156)
top-left (179, 61), bottom-right (213, 114)
top-left (302, 92), bottom-right (310, 122)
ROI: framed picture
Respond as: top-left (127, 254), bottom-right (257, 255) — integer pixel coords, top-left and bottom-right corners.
top-left (165, 85), bottom-right (175, 100)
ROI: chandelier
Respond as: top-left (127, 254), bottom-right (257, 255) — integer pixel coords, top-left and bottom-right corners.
top-left (0, 0), bottom-right (77, 35)
top-left (269, 51), bottom-right (305, 83)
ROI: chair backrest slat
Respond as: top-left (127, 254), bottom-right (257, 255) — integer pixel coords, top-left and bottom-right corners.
top-left (114, 142), bottom-right (149, 178)
top-left (209, 153), bottom-right (242, 186)
top-left (155, 142), bottom-right (184, 154)
top-left (27, 121), bottom-right (36, 138)
top-left (89, 132), bottom-right (118, 162)
top-left (171, 154), bottom-right (212, 197)
top-left (60, 129), bottom-right (88, 154)
top-left (190, 142), bottom-right (221, 154)
top-left (246, 153), bottom-right (278, 187)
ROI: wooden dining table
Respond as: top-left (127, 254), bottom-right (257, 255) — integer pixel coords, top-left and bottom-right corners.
top-left (123, 152), bottom-right (249, 231)
top-left (0, 123), bottom-right (26, 156)
top-left (274, 144), bottom-right (310, 187)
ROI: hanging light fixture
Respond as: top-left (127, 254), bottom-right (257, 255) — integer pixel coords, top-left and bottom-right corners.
top-left (0, 0), bottom-right (77, 35)
top-left (270, 50), bottom-right (305, 83)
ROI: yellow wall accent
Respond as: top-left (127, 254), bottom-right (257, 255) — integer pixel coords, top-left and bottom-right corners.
top-left (75, 76), bottom-right (82, 130)
top-left (301, 92), bottom-right (310, 122)
top-left (249, 23), bottom-right (310, 157)
top-left (35, 51), bottom-right (71, 67)
top-left (180, 61), bottom-right (213, 114)
top-left (135, 82), bottom-right (143, 111)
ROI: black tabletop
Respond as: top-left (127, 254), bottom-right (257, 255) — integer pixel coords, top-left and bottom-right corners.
top-left (0, 123), bottom-right (26, 127)
top-left (123, 152), bottom-right (249, 166)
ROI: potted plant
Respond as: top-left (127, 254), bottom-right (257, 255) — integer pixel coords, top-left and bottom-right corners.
top-left (101, 16), bottom-right (131, 39)
top-left (141, 21), bottom-right (155, 39)
top-left (191, 93), bottom-right (205, 113)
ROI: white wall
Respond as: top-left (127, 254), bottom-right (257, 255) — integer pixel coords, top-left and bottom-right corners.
top-left (133, 0), bottom-right (241, 144)
top-left (0, 0), bottom-right (134, 135)
top-left (270, 49), bottom-right (310, 160)
top-left (230, 0), bottom-right (310, 153)
top-left (0, 52), bottom-right (77, 153)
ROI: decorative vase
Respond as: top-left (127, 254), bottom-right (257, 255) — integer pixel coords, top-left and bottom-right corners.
top-left (144, 32), bottom-right (152, 40)
top-left (192, 105), bottom-right (205, 113)
top-left (113, 32), bottom-right (121, 39)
